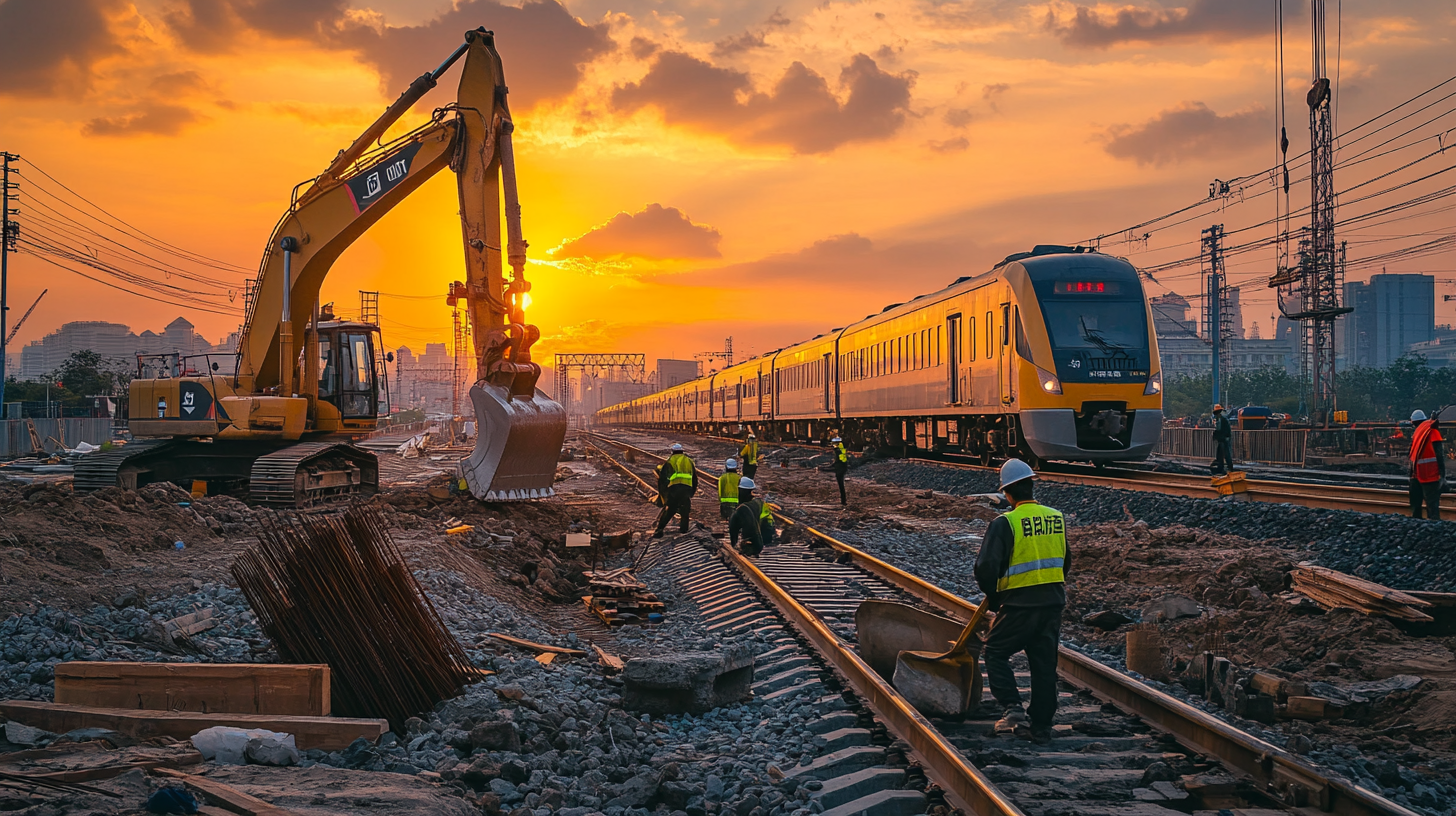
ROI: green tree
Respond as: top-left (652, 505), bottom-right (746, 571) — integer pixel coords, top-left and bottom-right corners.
top-left (55, 350), bottom-right (129, 397)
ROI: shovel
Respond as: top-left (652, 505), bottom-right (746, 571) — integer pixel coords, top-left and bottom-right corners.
top-left (891, 599), bottom-right (992, 718)
top-left (460, 381), bottom-right (569, 501)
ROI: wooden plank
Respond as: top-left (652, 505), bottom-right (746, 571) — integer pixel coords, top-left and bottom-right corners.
top-left (54, 663), bottom-right (330, 716)
top-left (0, 701), bottom-right (383, 751)
top-left (591, 644), bottom-right (625, 674)
top-left (27, 751), bottom-right (203, 783)
top-left (484, 633), bottom-right (587, 656)
top-left (165, 609), bottom-right (217, 638)
top-left (153, 768), bottom-right (298, 816)
top-left (1248, 672), bottom-right (1284, 698)
top-left (535, 653), bottom-right (556, 665)
top-left (1406, 590), bottom-right (1456, 608)
top-left (1283, 696), bottom-right (1341, 720)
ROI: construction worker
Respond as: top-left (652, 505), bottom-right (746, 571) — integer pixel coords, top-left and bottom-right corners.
top-left (831, 436), bottom-right (849, 507)
top-left (718, 459), bottom-right (742, 522)
top-left (740, 433), bottom-right (760, 479)
top-left (975, 458), bottom-right (1069, 745)
top-left (729, 477), bottom-right (768, 555)
top-left (1210, 404), bottom-right (1233, 476)
top-left (653, 443), bottom-right (698, 538)
top-left (1409, 410), bottom-right (1445, 520)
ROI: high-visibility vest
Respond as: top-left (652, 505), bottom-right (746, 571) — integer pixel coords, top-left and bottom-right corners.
top-left (834, 444), bottom-right (848, 464)
top-left (667, 453), bottom-right (695, 487)
top-left (741, 441), bottom-right (758, 465)
top-left (759, 499), bottom-right (773, 523)
top-left (718, 472), bottom-right (741, 503)
top-left (1412, 420), bottom-right (1443, 483)
top-left (996, 502), bottom-right (1067, 592)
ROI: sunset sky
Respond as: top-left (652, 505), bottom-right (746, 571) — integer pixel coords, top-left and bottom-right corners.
top-left (2, 0), bottom-right (1454, 375)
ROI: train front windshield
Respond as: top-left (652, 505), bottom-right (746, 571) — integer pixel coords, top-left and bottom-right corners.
top-left (1026, 259), bottom-right (1153, 383)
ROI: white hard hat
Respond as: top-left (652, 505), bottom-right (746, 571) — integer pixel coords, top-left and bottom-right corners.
top-left (738, 477), bottom-right (756, 490)
top-left (748, 432), bottom-right (756, 438)
top-left (1412, 410), bottom-right (1428, 422)
top-left (832, 436), bottom-right (842, 443)
top-left (671, 443), bottom-right (684, 452)
top-left (999, 458), bottom-right (1035, 489)
top-left (725, 459), bottom-right (738, 469)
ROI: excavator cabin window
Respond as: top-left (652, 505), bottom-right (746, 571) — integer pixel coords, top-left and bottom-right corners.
top-left (316, 329), bottom-right (378, 419)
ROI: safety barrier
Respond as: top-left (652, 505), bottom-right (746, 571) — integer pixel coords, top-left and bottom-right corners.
top-left (1156, 428), bottom-right (1308, 466)
top-left (1, 418), bottom-right (115, 458)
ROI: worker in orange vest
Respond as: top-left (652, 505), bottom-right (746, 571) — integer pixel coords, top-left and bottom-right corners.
top-left (1408, 409), bottom-right (1445, 520)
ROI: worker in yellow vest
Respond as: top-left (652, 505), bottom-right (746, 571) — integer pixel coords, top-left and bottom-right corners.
top-left (974, 458), bottom-right (1069, 745)
top-left (831, 436), bottom-right (849, 507)
top-left (718, 459), bottom-right (742, 523)
top-left (740, 433), bottom-right (760, 479)
top-left (653, 443), bottom-right (698, 538)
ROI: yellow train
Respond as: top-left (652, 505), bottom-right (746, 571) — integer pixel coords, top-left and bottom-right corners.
top-left (596, 246), bottom-right (1164, 465)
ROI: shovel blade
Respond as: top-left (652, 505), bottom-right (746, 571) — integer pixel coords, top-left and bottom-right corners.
top-left (855, 600), bottom-right (964, 679)
top-left (892, 649), bottom-right (984, 718)
top-left (462, 382), bottom-right (568, 501)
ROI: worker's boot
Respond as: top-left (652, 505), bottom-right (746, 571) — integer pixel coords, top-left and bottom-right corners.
top-left (993, 708), bottom-right (1028, 736)
top-left (1027, 724), bottom-right (1053, 745)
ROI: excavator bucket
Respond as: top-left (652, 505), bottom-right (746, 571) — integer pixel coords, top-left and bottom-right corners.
top-left (461, 382), bottom-right (568, 500)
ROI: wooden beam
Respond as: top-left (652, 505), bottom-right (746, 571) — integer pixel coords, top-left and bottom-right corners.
top-left (0, 701), bottom-right (384, 751)
top-left (164, 609), bottom-right (218, 638)
top-left (484, 633), bottom-right (587, 656)
top-left (54, 663), bottom-right (330, 717)
top-left (153, 768), bottom-right (299, 816)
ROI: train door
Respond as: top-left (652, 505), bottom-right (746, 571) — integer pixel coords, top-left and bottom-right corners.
top-left (946, 314), bottom-right (962, 404)
top-left (758, 370), bottom-right (768, 416)
top-left (999, 301), bottom-right (1014, 405)
top-left (822, 353), bottom-right (832, 412)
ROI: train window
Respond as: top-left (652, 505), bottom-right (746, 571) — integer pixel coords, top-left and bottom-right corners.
top-left (969, 317), bottom-right (976, 361)
top-left (985, 311), bottom-right (993, 357)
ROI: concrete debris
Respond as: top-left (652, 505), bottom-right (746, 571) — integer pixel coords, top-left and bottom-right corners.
top-left (244, 734), bottom-right (300, 766)
top-left (622, 643), bottom-right (756, 715)
top-left (1141, 594), bottom-right (1201, 622)
top-left (190, 726), bottom-right (295, 765)
top-left (4, 719), bottom-right (56, 746)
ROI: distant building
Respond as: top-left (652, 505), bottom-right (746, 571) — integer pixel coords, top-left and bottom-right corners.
top-left (19, 317), bottom-right (237, 379)
top-left (1339, 273), bottom-right (1435, 369)
top-left (1153, 294), bottom-right (1297, 381)
top-left (394, 342), bottom-right (458, 413)
top-left (656, 359), bottom-right (700, 390)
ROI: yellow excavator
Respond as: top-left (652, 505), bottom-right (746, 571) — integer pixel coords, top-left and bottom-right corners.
top-left (75, 29), bottom-right (567, 505)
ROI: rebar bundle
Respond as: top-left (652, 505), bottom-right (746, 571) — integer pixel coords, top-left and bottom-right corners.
top-left (232, 506), bottom-right (473, 733)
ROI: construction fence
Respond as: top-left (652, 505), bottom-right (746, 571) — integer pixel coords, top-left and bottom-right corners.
top-left (1156, 428), bottom-right (1309, 466)
top-left (1, 418), bottom-right (115, 458)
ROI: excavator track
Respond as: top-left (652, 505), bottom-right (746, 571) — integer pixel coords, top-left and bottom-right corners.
top-left (73, 439), bottom-right (182, 494)
top-left (249, 442), bottom-right (379, 508)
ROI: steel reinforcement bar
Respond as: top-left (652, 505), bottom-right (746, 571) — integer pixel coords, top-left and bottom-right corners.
top-left (581, 430), bottom-right (1422, 816)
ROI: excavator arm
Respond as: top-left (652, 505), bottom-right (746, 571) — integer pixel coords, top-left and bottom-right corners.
top-left (233, 28), bottom-right (564, 499)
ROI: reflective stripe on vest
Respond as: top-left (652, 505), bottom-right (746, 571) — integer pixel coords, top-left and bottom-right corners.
top-left (996, 502), bottom-right (1067, 592)
top-left (1412, 420), bottom-right (1442, 483)
top-left (742, 441), bottom-right (758, 464)
top-left (835, 444), bottom-right (848, 463)
top-left (667, 453), bottom-right (695, 486)
top-left (719, 472), bottom-right (741, 503)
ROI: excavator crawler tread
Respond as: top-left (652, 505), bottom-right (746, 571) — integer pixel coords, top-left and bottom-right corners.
top-left (249, 441), bottom-right (379, 507)
top-left (73, 439), bottom-right (180, 494)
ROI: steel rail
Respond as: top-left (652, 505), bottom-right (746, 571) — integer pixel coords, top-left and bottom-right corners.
top-left (581, 430), bottom-right (1423, 816)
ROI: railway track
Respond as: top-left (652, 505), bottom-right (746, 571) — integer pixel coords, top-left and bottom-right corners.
top-left (581, 430), bottom-right (1421, 816)
top-left (634, 428), bottom-right (1450, 518)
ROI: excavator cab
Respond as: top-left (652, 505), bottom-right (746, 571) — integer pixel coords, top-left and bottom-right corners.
top-left (313, 317), bottom-right (388, 427)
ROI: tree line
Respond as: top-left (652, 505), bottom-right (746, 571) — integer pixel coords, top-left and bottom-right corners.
top-left (1164, 355), bottom-right (1456, 422)
top-left (3, 350), bottom-right (132, 407)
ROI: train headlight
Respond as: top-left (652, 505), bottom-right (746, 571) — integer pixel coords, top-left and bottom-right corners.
top-left (1144, 371), bottom-right (1162, 395)
top-left (1036, 365), bottom-right (1062, 394)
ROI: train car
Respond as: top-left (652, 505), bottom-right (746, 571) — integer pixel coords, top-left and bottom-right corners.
top-left (707, 356), bottom-right (774, 430)
top-left (596, 246), bottom-right (1163, 465)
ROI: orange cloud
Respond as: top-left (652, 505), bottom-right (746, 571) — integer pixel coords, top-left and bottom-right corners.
top-left (1102, 102), bottom-right (1266, 166)
top-left (553, 204), bottom-right (722, 260)
top-left (0, 0), bottom-right (126, 98)
top-left (83, 103), bottom-right (207, 137)
top-left (1049, 0), bottom-right (1291, 48)
top-left (612, 51), bottom-right (916, 154)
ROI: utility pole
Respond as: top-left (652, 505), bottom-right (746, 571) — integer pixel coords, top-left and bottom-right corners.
top-left (1202, 224), bottom-right (1226, 408)
top-left (1, 152), bottom-right (18, 416)
top-left (1269, 0), bottom-right (1351, 425)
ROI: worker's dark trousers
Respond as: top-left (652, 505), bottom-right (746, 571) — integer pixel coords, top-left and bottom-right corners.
top-left (742, 463), bottom-right (758, 479)
top-left (1410, 477), bottom-right (1442, 520)
top-left (834, 469), bottom-right (847, 505)
top-left (654, 485), bottom-right (694, 534)
top-left (720, 502), bottom-right (737, 523)
top-left (983, 604), bottom-right (1063, 728)
top-left (1210, 439), bottom-right (1233, 474)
